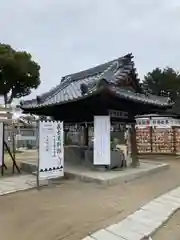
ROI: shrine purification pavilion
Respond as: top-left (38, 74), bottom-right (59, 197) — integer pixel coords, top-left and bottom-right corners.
top-left (20, 53), bottom-right (173, 169)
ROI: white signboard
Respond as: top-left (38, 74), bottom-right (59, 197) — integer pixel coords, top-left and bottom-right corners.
top-left (0, 122), bottom-right (3, 167)
top-left (109, 110), bottom-right (128, 119)
top-left (150, 117), bottom-right (170, 127)
top-left (93, 116), bottom-right (110, 165)
top-left (136, 118), bottom-right (150, 126)
top-left (136, 117), bottom-right (180, 128)
top-left (38, 121), bottom-right (64, 180)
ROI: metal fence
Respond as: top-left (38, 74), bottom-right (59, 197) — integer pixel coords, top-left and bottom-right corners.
top-left (4, 122), bottom-right (127, 150)
top-left (4, 125), bottom-right (38, 150)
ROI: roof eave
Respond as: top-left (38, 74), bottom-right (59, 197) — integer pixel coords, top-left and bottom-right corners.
top-left (21, 88), bottom-right (101, 111)
top-left (108, 87), bottom-right (173, 108)
top-left (21, 87), bottom-right (173, 112)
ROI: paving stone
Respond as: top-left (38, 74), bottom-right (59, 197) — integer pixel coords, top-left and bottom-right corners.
top-left (142, 202), bottom-right (177, 217)
top-left (168, 192), bottom-right (180, 200)
top-left (154, 195), bottom-right (180, 208)
top-left (154, 200), bottom-right (179, 210)
top-left (138, 211), bottom-right (166, 222)
top-left (127, 210), bottom-right (165, 229)
top-left (155, 196), bottom-right (179, 205)
top-left (169, 187), bottom-right (180, 197)
top-left (0, 175), bottom-right (37, 196)
top-left (91, 229), bottom-right (124, 240)
top-left (1, 189), bottom-right (16, 195)
top-left (164, 194), bottom-right (180, 203)
top-left (127, 217), bottom-right (159, 230)
top-left (129, 209), bottom-right (164, 221)
top-left (107, 221), bottom-right (144, 240)
top-left (142, 201), bottom-right (167, 211)
top-left (82, 237), bottom-right (95, 240)
top-left (107, 218), bottom-right (152, 237)
top-left (153, 202), bottom-right (178, 213)
top-left (158, 193), bottom-right (180, 202)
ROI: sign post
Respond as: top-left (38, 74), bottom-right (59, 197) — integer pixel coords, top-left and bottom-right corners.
top-left (0, 122), bottom-right (4, 175)
top-left (37, 120), bottom-right (64, 188)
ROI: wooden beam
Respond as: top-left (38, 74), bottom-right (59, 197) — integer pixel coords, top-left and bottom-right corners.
top-left (130, 123), bottom-right (139, 167)
top-left (84, 126), bottom-right (89, 146)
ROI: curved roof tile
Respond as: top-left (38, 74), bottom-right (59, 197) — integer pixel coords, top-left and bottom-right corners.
top-left (21, 53), bottom-right (173, 109)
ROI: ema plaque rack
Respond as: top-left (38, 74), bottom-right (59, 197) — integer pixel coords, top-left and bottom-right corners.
top-left (136, 115), bottom-right (180, 154)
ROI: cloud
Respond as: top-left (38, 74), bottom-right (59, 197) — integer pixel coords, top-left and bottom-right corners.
top-left (0, 0), bottom-right (180, 99)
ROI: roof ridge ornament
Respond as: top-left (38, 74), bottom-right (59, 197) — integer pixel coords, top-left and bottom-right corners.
top-left (36, 96), bottom-right (41, 103)
top-left (112, 60), bottom-right (120, 73)
top-left (62, 76), bottom-right (71, 83)
top-left (80, 83), bottom-right (88, 95)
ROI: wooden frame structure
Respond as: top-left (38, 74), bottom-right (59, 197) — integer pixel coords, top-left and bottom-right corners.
top-left (0, 105), bottom-right (20, 176)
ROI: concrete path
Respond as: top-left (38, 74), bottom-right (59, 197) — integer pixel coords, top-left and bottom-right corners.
top-left (0, 174), bottom-right (37, 195)
top-left (83, 187), bottom-right (180, 240)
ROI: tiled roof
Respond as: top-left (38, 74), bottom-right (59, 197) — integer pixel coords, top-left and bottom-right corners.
top-left (166, 98), bottom-right (180, 116)
top-left (109, 86), bottom-right (173, 107)
top-left (21, 53), bottom-right (173, 109)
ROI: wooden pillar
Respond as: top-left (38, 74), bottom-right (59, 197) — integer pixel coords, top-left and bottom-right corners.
top-left (172, 126), bottom-right (176, 154)
top-left (150, 126), bottom-right (153, 153)
top-left (64, 130), bottom-right (68, 145)
top-left (84, 126), bottom-right (89, 146)
top-left (12, 124), bottom-right (16, 173)
top-left (130, 123), bottom-right (139, 167)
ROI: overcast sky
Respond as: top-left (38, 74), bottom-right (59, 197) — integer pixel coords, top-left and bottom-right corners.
top-left (1, 0), bottom-right (180, 101)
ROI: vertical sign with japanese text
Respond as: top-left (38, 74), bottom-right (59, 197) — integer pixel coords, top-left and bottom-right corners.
top-left (93, 116), bottom-right (110, 165)
top-left (38, 121), bottom-right (64, 180)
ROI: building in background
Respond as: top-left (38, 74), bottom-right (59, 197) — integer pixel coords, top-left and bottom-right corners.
top-left (0, 102), bottom-right (38, 149)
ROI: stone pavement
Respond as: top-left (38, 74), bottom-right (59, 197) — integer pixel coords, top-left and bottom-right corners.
top-left (83, 186), bottom-right (180, 240)
top-left (21, 159), bottom-right (169, 185)
top-left (0, 174), bottom-right (37, 195)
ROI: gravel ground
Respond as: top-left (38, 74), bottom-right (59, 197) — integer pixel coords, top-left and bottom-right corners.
top-left (152, 209), bottom-right (180, 240)
top-left (0, 156), bottom-right (180, 240)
